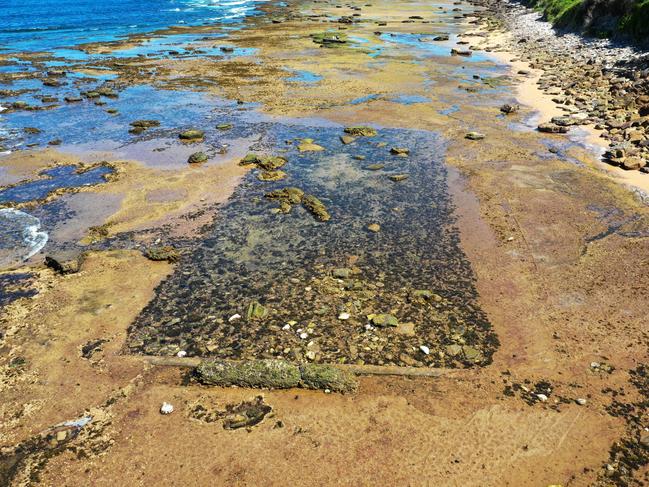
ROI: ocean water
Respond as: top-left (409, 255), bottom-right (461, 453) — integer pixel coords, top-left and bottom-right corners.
top-left (0, 0), bottom-right (268, 53)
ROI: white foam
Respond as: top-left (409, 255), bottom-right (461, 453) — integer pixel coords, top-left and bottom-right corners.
top-left (0, 208), bottom-right (48, 264)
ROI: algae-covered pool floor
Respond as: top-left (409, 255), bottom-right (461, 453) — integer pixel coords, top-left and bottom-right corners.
top-left (127, 124), bottom-right (497, 368)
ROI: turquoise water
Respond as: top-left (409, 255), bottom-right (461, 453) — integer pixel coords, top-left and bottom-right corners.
top-left (0, 0), bottom-right (268, 53)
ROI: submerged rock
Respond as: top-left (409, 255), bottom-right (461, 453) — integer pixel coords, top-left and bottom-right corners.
top-left (188, 152), bottom-right (208, 164)
top-left (364, 163), bottom-right (385, 171)
top-left (450, 48), bottom-right (472, 56)
top-left (344, 126), bottom-right (377, 137)
top-left (265, 187), bottom-right (304, 204)
top-left (130, 119), bottom-right (160, 128)
top-left (302, 194), bottom-right (331, 221)
top-left (297, 138), bottom-right (325, 152)
top-left (216, 123), bottom-right (232, 130)
top-left (390, 147), bottom-right (410, 156)
top-left (367, 223), bottom-right (381, 232)
top-left (340, 135), bottom-right (356, 144)
top-left (389, 174), bottom-right (409, 182)
top-left (247, 301), bottom-right (269, 320)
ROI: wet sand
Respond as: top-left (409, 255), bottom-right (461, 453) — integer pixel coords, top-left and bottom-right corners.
top-left (1, 0), bottom-right (648, 485)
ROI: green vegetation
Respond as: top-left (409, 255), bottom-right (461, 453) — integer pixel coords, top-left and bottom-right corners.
top-left (525, 0), bottom-right (649, 42)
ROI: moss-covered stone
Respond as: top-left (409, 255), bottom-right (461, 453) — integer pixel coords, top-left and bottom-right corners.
top-left (188, 152), bottom-right (208, 164)
top-left (216, 123), bottom-right (232, 130)
top-left (130, 119), bottom-right (160, 128)
top-left (265, 187), bottom-right (304, 204)
top-left (300, 364), bottom-right (358, 393)
top-left (302, 194), bottom-right (331, 221)
top-left (344, 126), bottom-right (377, 137)
top-left (257, 156), bottom-right (288, 171)
top-left (179, 129), bottom-right (204, 140)
top-left (257, 170), bottom-right (287, 181)
top-left (246, 301), bottom-right (269, 320)
top-left (196, 359), bottom-right (301, 389)
top-left (143, 245), bottom-right (179, 263)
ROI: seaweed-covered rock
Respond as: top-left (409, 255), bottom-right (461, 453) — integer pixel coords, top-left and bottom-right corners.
top-left (302, 194), bottom-right (331, 221)
top-left (143, 245), bottom-right (179, 263)
top-left (246, 301), bottom-right (269, 320)
top-left (130, 119), bottom-right (160, 128)
top-left (196, 359), bottom-right (301, 389)
top-left (239, 153), bottom-right (261, 165)
top-left (179, 129), bottom-right (205, 140)
top-left (258, 170), bottom-right (287, 181)
top-left (216, 123), bottom-right (232, 130)
top-left (300, 364), bottom-right (358, 393)
top-left (257, 156), bottom-right (288, 171)
top-left (265, 187), bottom-right (304, 204)
top-left (297, 138), bottom-right (325, 152)
top-left (344, 126), bottom-right (377, 137)
top-left (188, 152), bottom-right (208, 164)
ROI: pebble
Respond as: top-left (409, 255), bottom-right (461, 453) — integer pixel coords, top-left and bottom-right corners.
top-left (536, 393), bottom-right (548, 402)
top-left (338, 312), bottom-right (351, 320)
top-left (228, 314), bottom-right (242, 322)
top-left (160, 402), bottom-right (174, 415)
top-left (176, 350), bottom-right (187, 358)
top-left (576, 398), bottom-right (587, 405)
top-left (299, 332), bottom-right (308, 339)
top-left (420, 345), bottom-right (430, 355)
top-left (282, 324), bottom-right (291, 330)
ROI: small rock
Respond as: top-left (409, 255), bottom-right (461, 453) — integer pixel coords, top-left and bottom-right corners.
top-left (228, 314), bottom-right (242, 322)
top-left (390, 147), bottom-right (410, 156)
top-left (338, 312), bottom-right (351, 320)
top-left (389, 174), bottom-right (409, 182)
top-left (368, 313), bottom-right (398, 327)
top-left (419, 345), bottom-right (430, 355)
top-left (340, 135), bottom-right (356, 144)
top-left (177, 350), bottom-right (187, 358)
top-left (536, 393), bottom-right (548, 402)
top-left (160, 402), bottom-right (174, 415)
top-left (344, 126), bottom-right (377, 137)
top-left (576, 398), bottom-right (587, 405)
top-left (367, 223), bottom-right (381, 232)
top-left (465, 131), bottom-right (485, 140)
top-left (500, 103), bottom-right (519, 114)
top-left (188, 152), bottom-right (208, 164)
top-left (333, 268), bottom-right (352, 278)
top-left (538, 123), bottom-right (569, 134)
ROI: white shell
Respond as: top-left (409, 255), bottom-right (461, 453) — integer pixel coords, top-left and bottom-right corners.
top-left (576, 398), bottom-right (587, 405)
top-left (160, 402), bottom-right (174, 415)
top-left (338, 312), bottom-right (350, 320)
top-left (282, 324), bottom-right (291, 330)
top-left (536, 394), bottom-right (548, 402)
top-left (228, 314), bottom-right (242, 322)
top-left (176, 350), bottom-right (187, 358)
top-left (419, 345), bottom-right (430, 355)
top-left (299, 332), bottom-right (308, 339)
